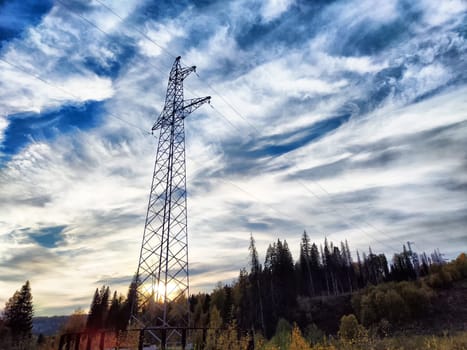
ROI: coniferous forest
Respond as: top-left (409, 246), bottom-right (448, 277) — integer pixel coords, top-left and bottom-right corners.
top-left (1, 233), bottom-right (467, 350)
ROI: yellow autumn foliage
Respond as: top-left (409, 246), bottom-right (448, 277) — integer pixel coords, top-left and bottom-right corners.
top-left (289, 324), bottom-right (311, 350)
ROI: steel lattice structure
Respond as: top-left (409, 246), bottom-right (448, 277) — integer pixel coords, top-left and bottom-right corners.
top-left (133, 56), bottom-right (210, 345)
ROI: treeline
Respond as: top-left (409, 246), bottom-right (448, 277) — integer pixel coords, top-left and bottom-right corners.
top-left (192, 247), bottom-right (467, 349)
top-left (77, 280), bottom-right (137, 334)
top-left (77, 232), bottom-right (458, 339)
top-left (187, 233), bottom-right (447, 337)
top-left (2, 235), bottom-right (466, 349)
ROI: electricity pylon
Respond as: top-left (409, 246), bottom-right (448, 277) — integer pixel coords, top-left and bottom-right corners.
top-left (133, 56), bottom-right (210, 346)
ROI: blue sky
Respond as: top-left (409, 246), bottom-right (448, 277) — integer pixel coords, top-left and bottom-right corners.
top-left (0, 0), bottom-right (466, 316)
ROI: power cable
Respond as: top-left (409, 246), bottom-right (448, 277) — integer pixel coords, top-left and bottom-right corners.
top-left (2, 57), bottom-right (304, 237)
top-left (89, 0), bottom-right (259, 133)
top-left (17, 1), bottom-right (402, 253)
top-left (184, 154), bottom-right (320, 235)
top-left (87, 0), bottom-right (401, 251)
top-left (0, 56), bottom-right (152, 136)
top-left (193, 72), bottom-right (261, 134)
top-left (56, 0), bottom-right (243, 137)
top-left (93, 0), bottom-right (178, 60)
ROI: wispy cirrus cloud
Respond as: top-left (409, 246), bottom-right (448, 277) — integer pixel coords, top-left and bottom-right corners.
top-left (0, 0), bottom-right (466, 315)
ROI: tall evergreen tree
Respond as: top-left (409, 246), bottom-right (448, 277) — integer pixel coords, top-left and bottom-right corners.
top-left (249, 234), bottom-right (261, 275)
top-left (4, 281), bottom-right (33, 342)
top-left (86, 288), bottom-right (101, 330)
top-left (248, 234), bottom-right (265, 333)
top-left (311, 242), bottom-right (324, 295)
top-left (106, 291), bottom-right (121, 331)
top-left (119, 275), bottom-right (139, 331)
top-left (270, 239), bottom-right (296, 320)
top-left (299, 231), bottom-right (314, 296)
top-left (85, 285), bottom-right (110, 331)
top-left (99, 286), bottom-right (110, 327)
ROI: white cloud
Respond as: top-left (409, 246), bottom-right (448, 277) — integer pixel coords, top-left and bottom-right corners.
top-left (398, 63), bottom-right (452, 102)
top-left (0, 3), bottom-right (120, 117)
top-left (0, 60), bottom-right (114, 115)
top-left (261, 0), bottom-right (295, 23)
top-left (327, 0), bottom-right (399, 27)
top-left (418, 0), bottom-right (466, 27)
top-left (0, 116), bottom-right (8, 145)
top-left (0, 0), bottom-right (466, 315)
top-left (184, 25), bottom-right (241, 73)
top-left (316, 53), bottom-right (388, 74)
top-left (138, 21), bottom-right (185, 58)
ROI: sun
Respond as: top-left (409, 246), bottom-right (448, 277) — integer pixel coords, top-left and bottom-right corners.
top-left (140, 281), bottom-right (181, 302)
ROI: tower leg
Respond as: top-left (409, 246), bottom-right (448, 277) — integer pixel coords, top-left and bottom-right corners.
top-left (138, 330), bottom-right (144, 350)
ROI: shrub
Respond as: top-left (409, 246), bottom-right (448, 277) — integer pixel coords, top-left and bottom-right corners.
top-left (305, 323), bottom-right (325, 346)
top-left (289, 324), bottom-right (311, 350)
top-left (398, 282), bottom-right (432, 317)
top-left (428, 267), bottom-right (453, 288)
top-left (352, 280), bottom-right (434, 327)
top-left (338, 314), bottom-right (367, 342)
top-left (384, 289), bottom-right (408, 323)
top-left (271, 318), bottom-right (292, 350)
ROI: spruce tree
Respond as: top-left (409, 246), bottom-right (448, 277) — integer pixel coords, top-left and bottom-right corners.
top-left (118, 275), bottom-right (139, 332)
top-left (248, 234), bottom-right (265, 333)
top-left (299, 231), bottom-right (313, 296)
top-left (86, 288), bottom-right (101, 331)
top-left (249, 233), bottom-right (261, 275)
top-left (99, 286), bottom-right (110, 328)
top-left (106, 291), bottom-right (120, 331)
top-left (4, 281), bottom-right (33, 342)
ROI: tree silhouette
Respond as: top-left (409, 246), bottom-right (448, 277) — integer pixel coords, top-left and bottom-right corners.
top-left (3, 281), bottom-right (33, 344)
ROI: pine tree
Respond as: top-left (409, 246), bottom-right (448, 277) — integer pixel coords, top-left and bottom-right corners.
top-left (271, 239), bottom-right (296, 319)
top-left (106, 291), bottom-right (121, 331)
top-left (118, 275), bottom-right (139, 331)
top-left (299, 231), bottom-right (314, 296)
top-left (4, 281), bottom-right (34, 342)
top-left (86, 288), bottom-right (101, 331)
top-left (309, 243), bottom-right (322, 295)
top-left (248, 234), bottom-right (265, 333)
top-left (99, 286), bottom-right (110, 328)
top-left (249, 233), bottom-right (261, 275)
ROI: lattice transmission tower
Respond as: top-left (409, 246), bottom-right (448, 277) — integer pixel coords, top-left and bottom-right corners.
top-left (132, 56), bottom-right (210, 345)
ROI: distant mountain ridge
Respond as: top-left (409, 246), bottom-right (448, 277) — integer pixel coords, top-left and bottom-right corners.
top-left (32, 316), bottom-right (68, 336)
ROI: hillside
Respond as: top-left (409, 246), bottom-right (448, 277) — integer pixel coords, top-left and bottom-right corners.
top-left (32, 316), bottom-right (68, 336)
top-left (394, 278), bottom-right (467, 335)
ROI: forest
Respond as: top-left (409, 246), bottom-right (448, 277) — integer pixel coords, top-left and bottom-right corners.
top-left (1, 233), bottom-right (466, 350)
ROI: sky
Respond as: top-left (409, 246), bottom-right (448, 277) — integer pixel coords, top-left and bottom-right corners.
top-left (0, 0), bottom-right (466, 316)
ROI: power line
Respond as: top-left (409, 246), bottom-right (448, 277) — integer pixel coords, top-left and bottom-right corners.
top-left (193, 72), bottom-right (261, 134)
top-left (89, 0), bottom-right (259, 133)
top-left (3, 52), bottom-right (397, 253)
top-left (185, 155), bottom-right (319, 235)
top-left (295, 179), bottom-right (400, 252)
top-left (86, 0), bottom-right (400, 250)
top-left (55, 0), bottom-right (244, 137)
top-left (19, 1), bottom-right (402, 252)
top-left (0, 56), bottom-right (151, 136)
top-left (2, 54), bottom-right (286, 237)
top-left (2, 53), bottom-right (304, 237)
top-left (56, 0), bottom-right (109, 38)
top-left (55, 0), bottom-right (171, 73)
top-left (93, 0), bottom-right (179, 60)
top-left (209, 104), bottom-right (248, 135)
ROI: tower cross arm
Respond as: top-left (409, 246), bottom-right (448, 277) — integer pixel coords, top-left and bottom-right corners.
top-left (179, 66), bottom-right (197, 81)
top-left (169, 56), bottom-right (196, 81)
top-left (183, 96), bottom-right (211, 117)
